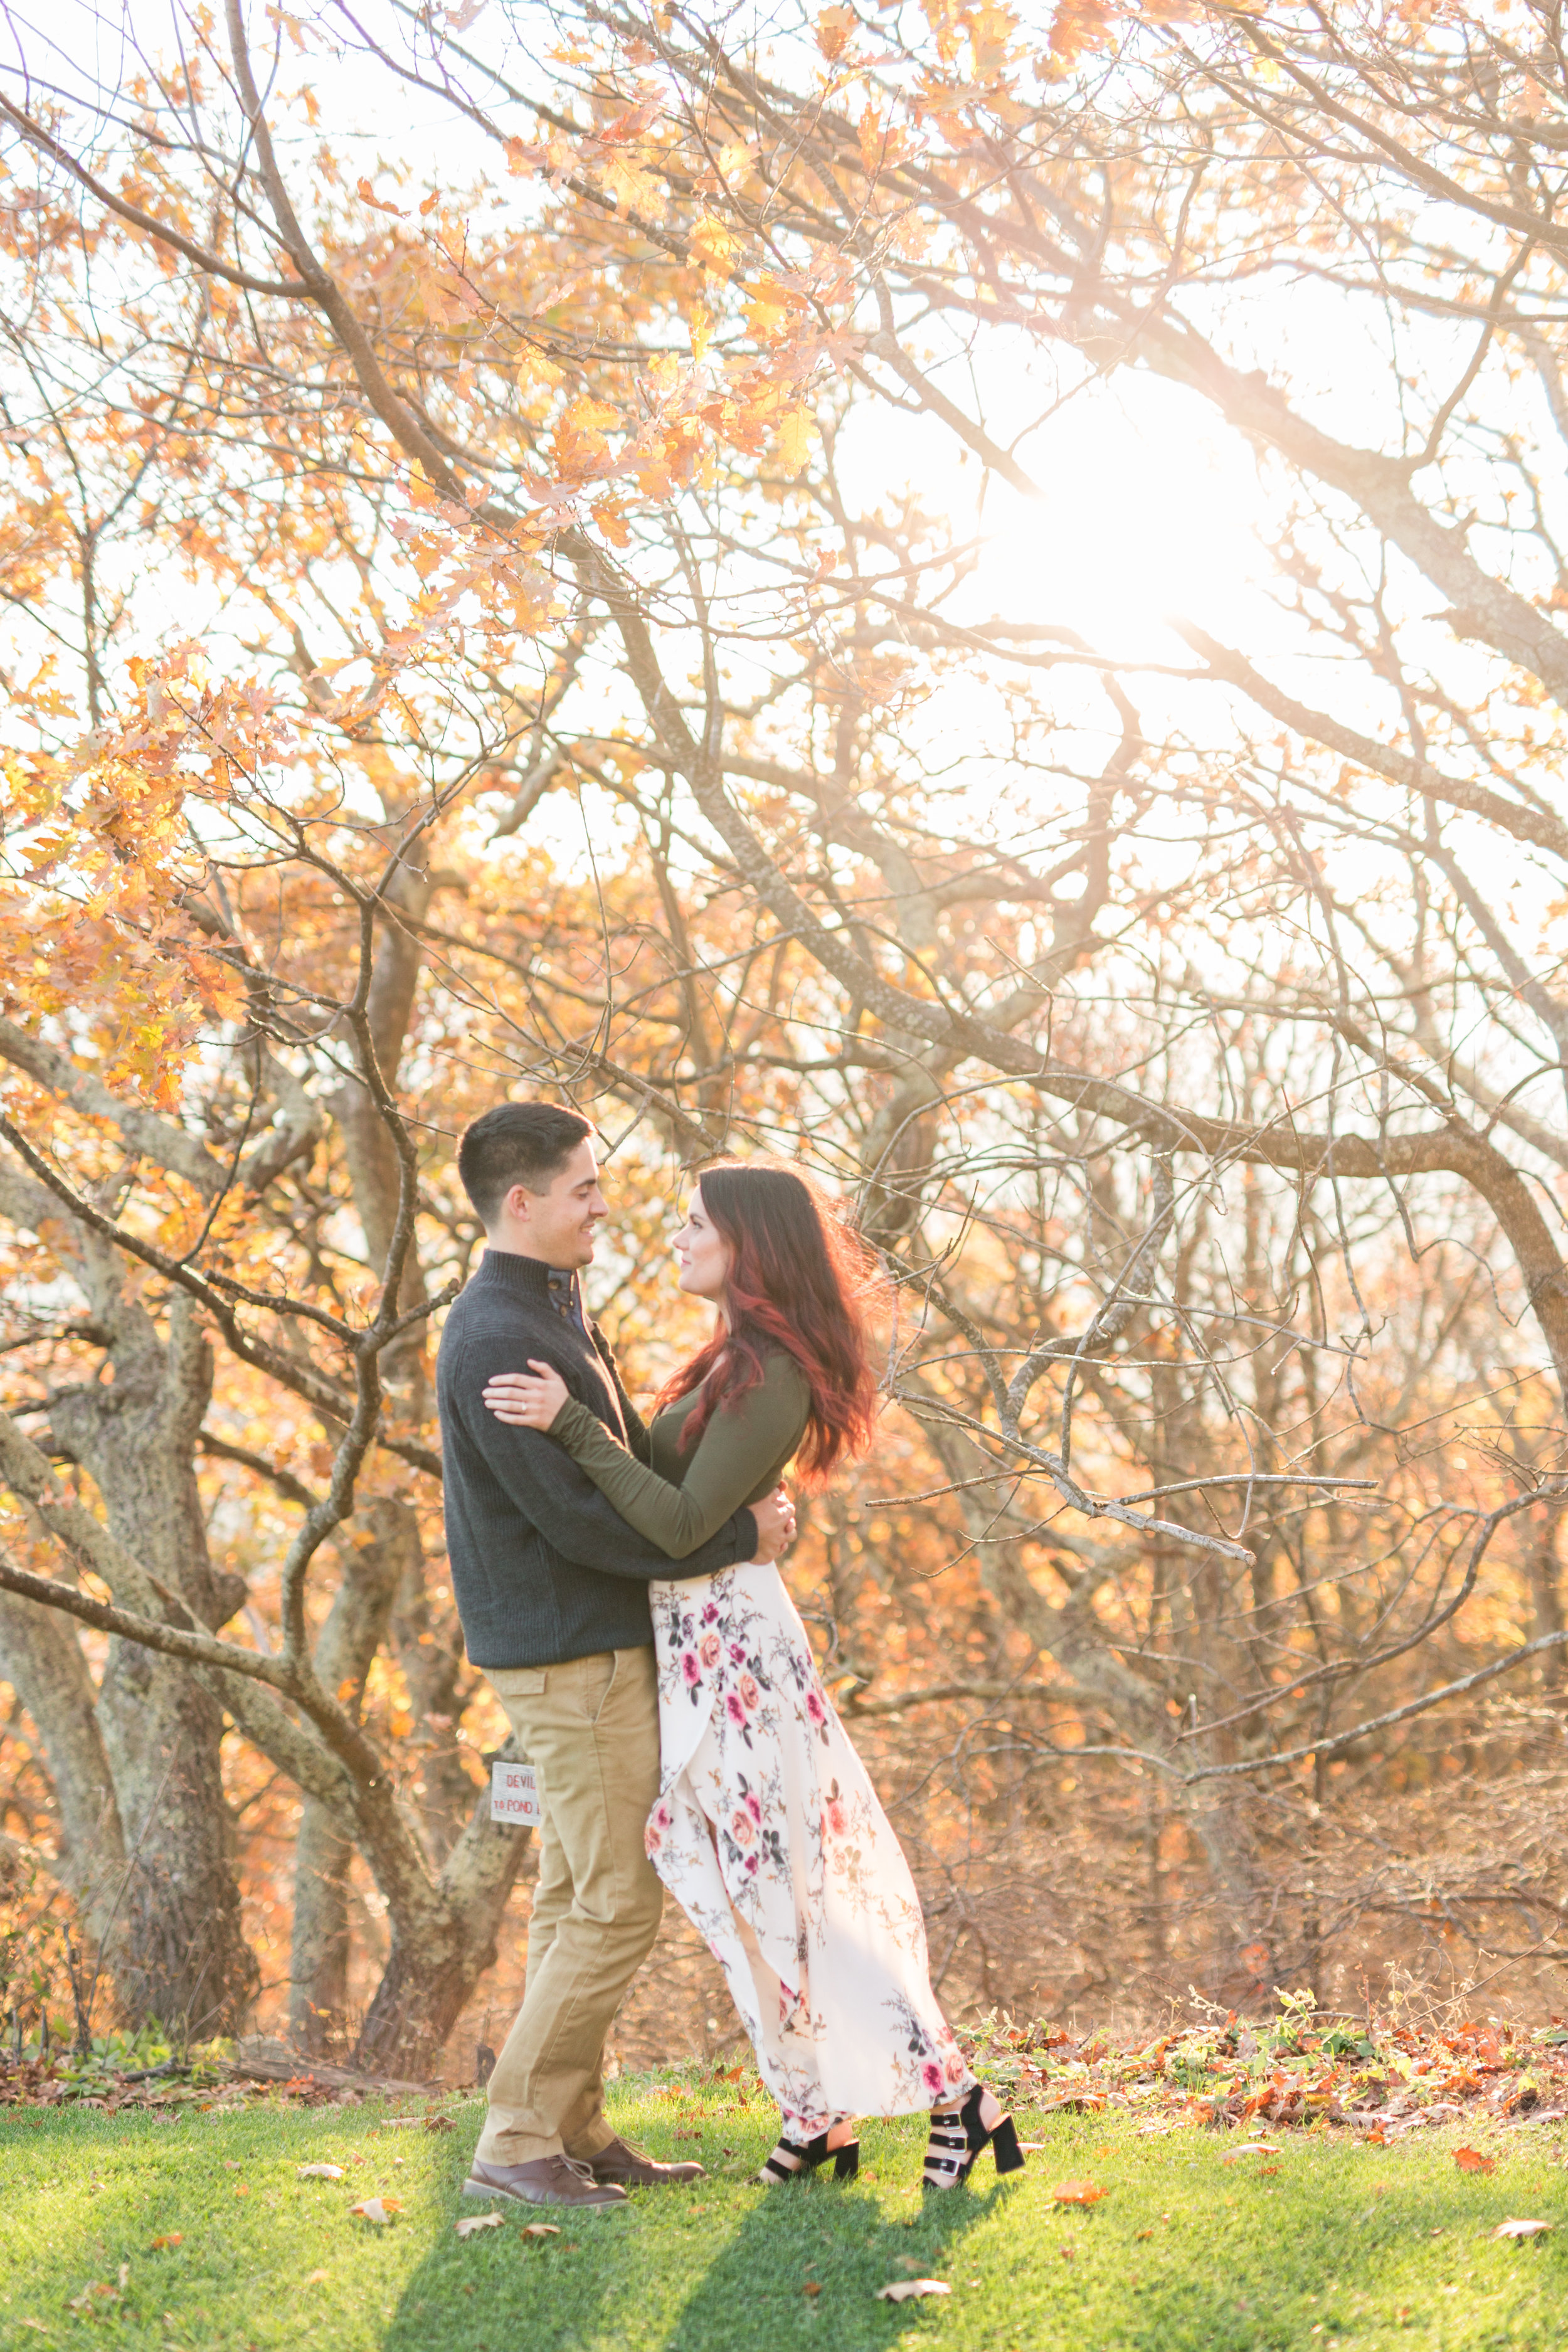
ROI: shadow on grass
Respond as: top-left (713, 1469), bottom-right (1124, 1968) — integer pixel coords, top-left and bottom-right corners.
top-left (381, 2126), bottom-right (1010, 2352)
top-left (654, 2161), bottom-right (1002, 2352)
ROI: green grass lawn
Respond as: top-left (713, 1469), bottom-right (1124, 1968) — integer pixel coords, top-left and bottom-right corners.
top-left (2, 2075), bottom-right (1564, 2351)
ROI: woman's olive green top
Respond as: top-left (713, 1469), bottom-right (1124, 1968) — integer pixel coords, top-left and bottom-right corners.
top-left (549, 1349), bottom-right (810, 1560)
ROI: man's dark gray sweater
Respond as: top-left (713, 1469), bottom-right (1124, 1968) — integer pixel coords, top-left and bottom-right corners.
top-left (437, 1249), bottom-right (758, 1669)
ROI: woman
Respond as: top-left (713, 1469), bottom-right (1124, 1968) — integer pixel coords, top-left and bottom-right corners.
top-left (480, 1162), bottom-right (1023, 2192)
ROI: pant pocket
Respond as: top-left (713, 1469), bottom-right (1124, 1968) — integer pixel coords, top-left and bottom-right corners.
top-left (488, 1666), bottom-right (549, 1699)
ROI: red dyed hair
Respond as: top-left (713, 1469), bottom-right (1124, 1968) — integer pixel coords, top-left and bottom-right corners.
top-left (656, 1162), bottom-right (881, 1485)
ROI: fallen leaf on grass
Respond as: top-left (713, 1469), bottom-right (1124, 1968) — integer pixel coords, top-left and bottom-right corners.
top-left (454, 2215), bottom-right (505, 2239)
top-left (149, 2233), bottom-right (182, 2250)
top-left (803, 2281), bottom-right (822, 2297)
top-left (1454, 2148), bottom-right (1496, 2174)
top-left (298, 2164), bottom-right (345, 2180)
top-left (1259, 2165), bottom-right (1281, 2176)
top-left (1491, 2218), bottom-right (1554, 2240)
top-left (1221, 2143), bottom-right (1280, 2162)
top-left (378, 2117), bottom-right (421, 2131)
top-left (233, 2183), bottom-right (250, 2197)
top-left (876, 2280), bottom-right (951, 2302)
top-left (304, 2270), bottom-right (330, 2284)
top-left (519, 2223), bottom-right (560, 2239)
top-left (66, 2269), bottom-right (129, 2318)
top-left (1051, 2180), bottom-right (1106, 2205)
top-left (424, 2114), bottom-right (455, 2133)
top-left (348, 2197), bottom-right (402, 2224)
top-left (1017, 2140), bottom-right (1047, 2151)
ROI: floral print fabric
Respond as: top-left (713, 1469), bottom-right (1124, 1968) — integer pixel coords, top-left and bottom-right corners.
top-left (646, 1559), bottom-right (973, 2135)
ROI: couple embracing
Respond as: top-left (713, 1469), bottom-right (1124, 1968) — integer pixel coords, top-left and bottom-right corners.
top-left (437, 1101), bottom-right (1024, 2211)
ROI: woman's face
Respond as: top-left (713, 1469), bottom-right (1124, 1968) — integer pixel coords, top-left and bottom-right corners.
top-left (673, 1185), bottom-right (733, 1304)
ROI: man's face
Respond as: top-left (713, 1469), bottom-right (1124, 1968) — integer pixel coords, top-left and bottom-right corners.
top-left (505, 1137), bottom-right (607, 1268)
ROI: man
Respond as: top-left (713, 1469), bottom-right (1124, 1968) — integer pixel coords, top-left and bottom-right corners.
top-left (438, 1101), bottom-right (794, 2212)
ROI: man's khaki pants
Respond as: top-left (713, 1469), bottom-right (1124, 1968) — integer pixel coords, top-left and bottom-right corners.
top-left (475, 1646), bottom-right (664, 2167)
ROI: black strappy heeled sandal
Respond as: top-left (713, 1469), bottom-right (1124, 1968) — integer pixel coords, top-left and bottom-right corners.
top-left (923, 2083), bottom-right (1025, 2189)
top-left (758, 2128), bottom-right (861, 2185)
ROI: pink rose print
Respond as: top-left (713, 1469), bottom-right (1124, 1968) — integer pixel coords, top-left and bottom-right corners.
top-left (701, 1601), bottom-right (719, 1624)
top-left (728, 1641), bottom-right (746, 1664)
top-left (681, 1651), bottom-right (701, 1686)
top-left (805, 1690), bottom-right (827, 1726)
top-left (738, 1671), bottom-right (760, 1712)
top-left (699, 1632), bottom-right (722, 1669)
top-left (743, 1852), bottom-right (759, 1874)
top-left (823, 1797), bottom-right (848, 1839)
top-left (726, 1692), bottom-right (748, 1726)
top-left (731, 1809), bottom-right (755, 1846)
top-left (644, 1824), bottom-right (662, 1856)
top-left (922, 2060), bottom-right (946, 2095)
top-left (744, 1791), bottom-right (762, 1823)
top-left (944, 2053), bottom-right (965, 2084)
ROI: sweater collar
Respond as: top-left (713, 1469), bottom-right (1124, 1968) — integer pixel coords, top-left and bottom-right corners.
top-left (472, 1249), bottom-right (576, 1311)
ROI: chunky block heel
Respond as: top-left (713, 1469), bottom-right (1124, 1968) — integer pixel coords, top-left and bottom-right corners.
top-left (758, 2128), bottom-right (861, 2185)
top-left (990, 2113), bottom-right (1025, 2175)
top-left (923, 2083), bottom-right (1025, 2189)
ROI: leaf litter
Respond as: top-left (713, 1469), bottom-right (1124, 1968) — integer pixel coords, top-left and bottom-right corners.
top-left (944, 2011), bottom-right (1568, 2146)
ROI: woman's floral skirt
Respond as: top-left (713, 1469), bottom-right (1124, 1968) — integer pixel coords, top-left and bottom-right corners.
top-left (647, 1559), bottom-right (972, 2134)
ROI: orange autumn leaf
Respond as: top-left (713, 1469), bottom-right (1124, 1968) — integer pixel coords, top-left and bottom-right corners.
top-left (1454, 2148), bottom-right (1496, 2174)
top-left (1051, 2180), bottom-right (1106, 2205)
top-left (349, 2196), bottom-right (403, 2223)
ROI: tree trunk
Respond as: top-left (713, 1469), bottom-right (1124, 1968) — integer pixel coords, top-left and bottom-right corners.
top-left (352, 1771), bottom-right (531, 2077)
top-left (289, 1803), bottom-right (355, 2057)
top-left (288, 1503), bottom-right (403, 2050)
top-left (0, 1587), bottom-right (127, 1949)
top-left (47, 1294), bottom-right (257, 2035)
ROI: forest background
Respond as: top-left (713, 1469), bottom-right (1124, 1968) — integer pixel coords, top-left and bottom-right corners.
top-left (2, 0), bottom-right (1568, 2084)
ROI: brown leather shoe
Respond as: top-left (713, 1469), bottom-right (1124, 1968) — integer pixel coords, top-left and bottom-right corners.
top-left (462, 2155), bottom-right (627, 2210)
top-left (578, 2132), bottom-right (706, 2186)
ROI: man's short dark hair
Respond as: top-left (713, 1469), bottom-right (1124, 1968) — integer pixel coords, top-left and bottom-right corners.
top-left (458, 1102), bottom-right (593, 1226)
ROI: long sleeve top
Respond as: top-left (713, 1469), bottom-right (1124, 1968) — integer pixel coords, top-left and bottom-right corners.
top-left (436, 1250), bottom-right (759, 1668)
top-left (548, 1348), bottom-right (810, 1559)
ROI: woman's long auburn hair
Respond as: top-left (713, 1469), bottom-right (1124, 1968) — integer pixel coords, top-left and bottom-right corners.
top-left (655, 1162), bottom-right (881, 1485)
